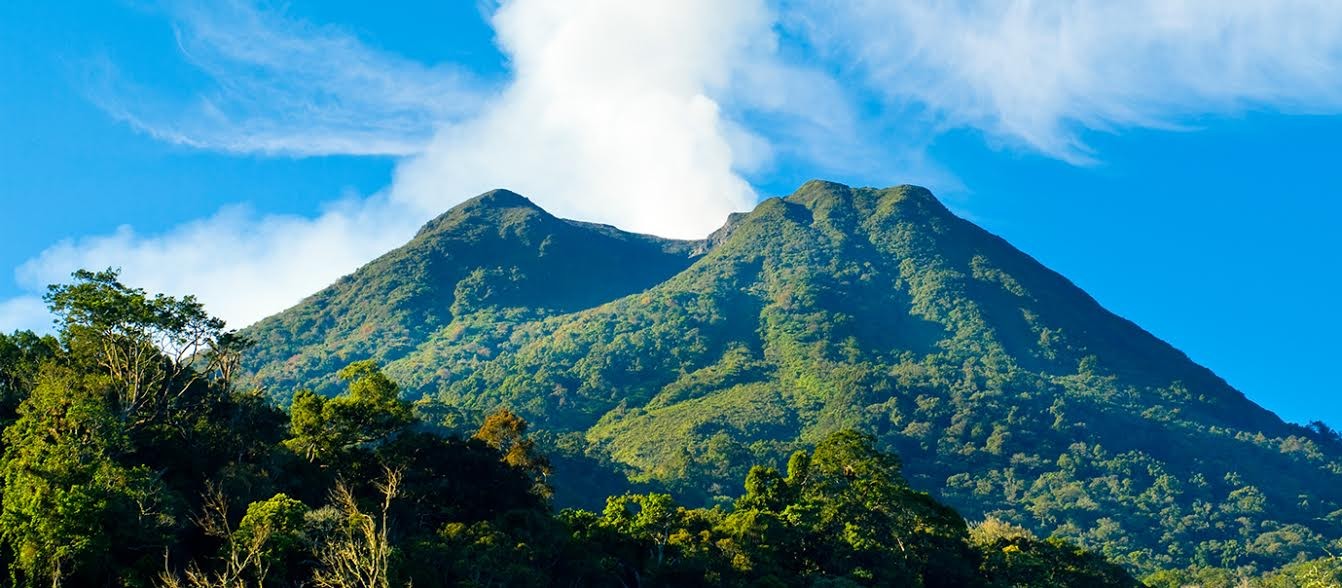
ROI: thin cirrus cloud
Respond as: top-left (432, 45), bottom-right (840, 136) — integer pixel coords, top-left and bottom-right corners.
top-left (88, 0), bottom-right (490, 157)
top-left (6, 1), bottom-right (1342, 333)
top-left (790, 0), bottom-right (1342, 162)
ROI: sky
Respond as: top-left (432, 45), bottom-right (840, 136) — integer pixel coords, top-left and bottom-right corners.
top-left (1, 1), bottom-right (1339, 427)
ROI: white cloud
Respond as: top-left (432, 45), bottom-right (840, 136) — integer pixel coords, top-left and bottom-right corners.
top-left (390, 0), bottom-right (801, 238)
top-left (791, 0), bottom-right (1342, 161)
top-left (89, 0), bottom-right (489, 156)
top-left (0, 297), bottom-right (51, 334)
top-left (13, 196), bottom-right (421, 331)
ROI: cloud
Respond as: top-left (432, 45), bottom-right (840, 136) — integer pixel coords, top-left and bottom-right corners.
top-left (790, 0), bottom-right (1342, 161)
top-left (13, 196), bottom-right (422, 331)
top-left (0, 297), bottom-right (51, 334)
top-left (390, 0), bottom-right (817, 238)
top-left (88, 0), bottom-right (489, 156)
top-left (90, 0), bottom-right (867, 238)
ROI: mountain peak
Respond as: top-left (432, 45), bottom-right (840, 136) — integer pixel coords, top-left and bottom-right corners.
top-left (764, 181), bottom-right (952, 240)
top-left (785, 180), bottom-right (945, 215)
top-left (795, 178), bottom-right (853, 193)
top-left (415, 189), bottom-right (547, 238)
top-left (464, 188), bottom-right (538, 209)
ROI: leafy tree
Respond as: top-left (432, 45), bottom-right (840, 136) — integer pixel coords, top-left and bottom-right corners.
top-left (45, 269), bottom-right (236, 430)
top-left (234, 494), bottom-right (311, 585)
top-left (473, 408), bottom-right (553, 497)
top-left (0, 270), bottom-right (281, 587)
top-left (284, 361), bottom-right (413, 465)
top-left (970, 518), bottom-right (1139, 587)
top-left (161, 489), bottom-right (310, 588)
top-left (0, 331), bottom-right (58, 422)
top-left (721, 431), bottom-right (982, 587)
top-left (0, 367), bottom-right (175, 586)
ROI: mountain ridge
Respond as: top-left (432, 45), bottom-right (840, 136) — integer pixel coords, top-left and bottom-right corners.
top-left (239, 180), bottom-right (1342, 574)
top-left (242, 187), bottom-right (703, 399)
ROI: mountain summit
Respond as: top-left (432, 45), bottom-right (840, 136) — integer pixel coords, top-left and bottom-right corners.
top-left (243, 188), bottom-right (700, 396)
top-left (241, 181), bottom-right (1342, 573)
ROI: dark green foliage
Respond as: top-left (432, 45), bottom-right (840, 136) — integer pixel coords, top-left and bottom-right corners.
top-left (240, 181), bottom-right (1342, 574)
top-left (0, 270), bottom-right (278, 586)
top-left (970, 518), bottom-right (1139, 587)
top-left (284, 360), bottom-right (414, 464)
top-left (0, 330), bottom-right (58, 423)
top-left (233, 493), bottom-right (310, 582)
top-left (0, 365), bottom-right (176, 585)
top-left (710, 432), bottom-right (983, 586)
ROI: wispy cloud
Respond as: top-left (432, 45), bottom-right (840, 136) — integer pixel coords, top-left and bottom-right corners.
top-left (88, 0), bottom-right (490, 156)
top-left (790, 0), bottom-right (1342, 162)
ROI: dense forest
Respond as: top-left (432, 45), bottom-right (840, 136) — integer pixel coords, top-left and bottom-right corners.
top-left (0, 277), bottom-right (1338, 587)
top-left (0, 270), bottom-right (1159, 587)
top-left (239, 182), bottom-right (1342, 577)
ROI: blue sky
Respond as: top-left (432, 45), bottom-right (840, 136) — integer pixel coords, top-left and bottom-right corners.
top-left (1, 1), bottom-right (1340, 427)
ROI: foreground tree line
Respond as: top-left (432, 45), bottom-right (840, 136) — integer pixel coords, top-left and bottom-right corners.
top-left (0, 271), bottom-right (1328, 587)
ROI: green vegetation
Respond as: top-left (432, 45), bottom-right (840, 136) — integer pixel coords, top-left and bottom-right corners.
top-left (242, 189), bottom-right (700, 402)
top-left (243, 181), bottom-right (1342, 577)
top-left (0, 270), bottom-right (1145, 586)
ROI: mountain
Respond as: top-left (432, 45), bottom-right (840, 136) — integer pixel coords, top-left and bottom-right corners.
top-left (241, 181), bottom-right (1342, 574)
top-left (242, 189), bottom-right (700, 401)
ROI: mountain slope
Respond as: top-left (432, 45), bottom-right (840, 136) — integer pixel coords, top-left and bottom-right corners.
top-left (244, 181), bottom-right (1342, 573)
top-left (241, 189), bottom-right (701, 400)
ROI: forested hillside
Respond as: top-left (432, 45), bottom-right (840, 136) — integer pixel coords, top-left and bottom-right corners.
top-left (242, 181), bottom-right (1342, 577)
top-left (0, 272), bottom-right (1157, 586)
top-left (242, 189), bottom-right (701, 402)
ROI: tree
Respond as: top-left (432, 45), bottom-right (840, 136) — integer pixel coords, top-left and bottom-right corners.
top-left (310, 469), bottom-right (400, 588)
top-left (473, 408), bottom-right (552, 497)
top-left (284, 361), bottom-right (413, 465)
top-left (45, 269), bottom-right (237, 431)
top-left (0, 271), bottom-right (279, 587)
top-left (0, 331), bottom-right (58, 422)
top-left (161, 488), bottom-right (310, 588)
top-left (0, 367), bottom-right (175, 586)
top-left (717, 431), bottom-right (983, 587)
top-left (229, 493), bottom-right (311, 587)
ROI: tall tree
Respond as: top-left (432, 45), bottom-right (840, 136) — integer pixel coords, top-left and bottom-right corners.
top-left (0, 367), bottom-right (175, 586)
top-left (284, 360), bottom-right (413, 466)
